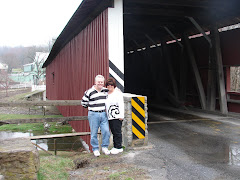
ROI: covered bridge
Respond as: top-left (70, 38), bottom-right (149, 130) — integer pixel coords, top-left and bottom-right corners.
top-left (43, 0), bottom-right (240, 136)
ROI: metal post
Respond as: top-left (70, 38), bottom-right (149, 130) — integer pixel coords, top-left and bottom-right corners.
top-left (54, 139), bottom-right (57, 155)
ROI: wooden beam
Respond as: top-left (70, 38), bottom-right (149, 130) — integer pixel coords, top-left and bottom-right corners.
top-left (0, 100), bottom-right (82, 107)
top-left (227, 99), bottom-right (240, 104)
top-left (0, 116), bottom-right (88, 124)
top-left (28, 132), bottom-right (91, 140)
top-left (207, 30), bottom-right (217, 111)
top-left (162, 41), bottom-right (179, 99)
top-left (183, 34), bottom-right (207, 110)
top-left (212, 26), bottom-right (228, 114)
top-left (179, 45), bottom-right (187, 101)
top-left (187, 17), bottom-right (212, 47)
top-left (207, 45), bottom-right (216, 111)
top-left (124, 7), bottom-right (206, 17)
top-left (32, 142), bottom-right (53, 155)
top-left (126, 0), bottom-right (228, 9)
top-left (164, 27), bottom-right (183, 48)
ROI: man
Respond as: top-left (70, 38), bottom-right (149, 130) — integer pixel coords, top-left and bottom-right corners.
top-left (81, 75), bottom-right (110, 156)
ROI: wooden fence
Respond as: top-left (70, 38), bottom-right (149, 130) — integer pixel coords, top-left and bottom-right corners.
top-left (0, 100), bottom-right (86, 124)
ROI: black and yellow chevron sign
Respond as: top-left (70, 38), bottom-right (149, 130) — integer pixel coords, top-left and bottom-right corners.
top-left (131, 96), bottom-right (145, 139)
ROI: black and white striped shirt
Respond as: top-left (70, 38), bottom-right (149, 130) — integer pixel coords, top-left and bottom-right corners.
top-left (81, 86), bottom-right (108, 111)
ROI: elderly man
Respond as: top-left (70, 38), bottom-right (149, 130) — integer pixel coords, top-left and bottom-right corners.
top-left (81, 75), bottom-right (110, 156)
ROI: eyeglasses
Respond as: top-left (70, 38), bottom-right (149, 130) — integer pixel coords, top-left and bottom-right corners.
top-left (106, 84), bottom-right (114, 86)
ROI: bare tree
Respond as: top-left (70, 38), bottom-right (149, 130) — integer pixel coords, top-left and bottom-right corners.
top-left (48, 38), bottom-right (56, 52)
top-left (0, 70), bottom-right (11, 97)
top-left (28, 52), bottom-right (48, 85)
top-left (1, 52), bottom-right (19, 73)
top-left (0, 45), bottom-right (49, 69)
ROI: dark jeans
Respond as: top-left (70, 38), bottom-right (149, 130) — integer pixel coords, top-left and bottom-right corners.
top-left (109, 119), bottom-right (122, 149)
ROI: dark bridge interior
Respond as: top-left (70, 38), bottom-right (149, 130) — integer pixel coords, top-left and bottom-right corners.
top-left (123, 0), bottom-right (240, 112)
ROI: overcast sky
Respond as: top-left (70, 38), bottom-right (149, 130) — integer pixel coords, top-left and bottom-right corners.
top-left (0, 0), bottom-right (83, 47)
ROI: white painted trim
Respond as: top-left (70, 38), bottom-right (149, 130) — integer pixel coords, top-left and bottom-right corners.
top-left (109, 68), bottom-right (124, 86)
top-left (108, 0), bottom-right (124, 74)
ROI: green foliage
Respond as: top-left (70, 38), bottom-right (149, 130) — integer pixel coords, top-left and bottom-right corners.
top-left (108, 171), bottom-right (128, 180)
top-left (0, 122), bottom-right (72, 133)
top-left (0, 123), bottom-right (44, 132)
top-left (38, 154), bottom-right (74, 180)
top-left (37, 172), bottom-right (44, 180)
top-left (0, 114), bottom-right (62, 121)
top-left (48, 123), bottom-right (73, 133)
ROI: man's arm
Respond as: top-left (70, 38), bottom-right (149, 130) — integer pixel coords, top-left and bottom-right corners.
top-left (81, 90), bottom-right (89, 108)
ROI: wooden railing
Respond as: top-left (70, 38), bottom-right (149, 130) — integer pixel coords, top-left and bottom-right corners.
top-left (0, 100), bottom-right (82, 107)
top-left (0, 100), bottom-right (86, 124)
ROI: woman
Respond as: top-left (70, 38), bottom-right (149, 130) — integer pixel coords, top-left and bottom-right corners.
top-left (105, 77), bottom-right (124, 154)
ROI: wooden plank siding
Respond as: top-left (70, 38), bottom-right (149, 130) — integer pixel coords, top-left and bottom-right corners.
top-left (45, 10), bottom-right (109, 148)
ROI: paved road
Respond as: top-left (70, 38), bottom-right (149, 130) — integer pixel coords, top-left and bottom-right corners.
top-left (125, 108), bottom-right (240, 180)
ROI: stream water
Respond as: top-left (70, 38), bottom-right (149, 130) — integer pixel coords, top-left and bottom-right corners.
top-left (0, 131), bottom-right (83, 151)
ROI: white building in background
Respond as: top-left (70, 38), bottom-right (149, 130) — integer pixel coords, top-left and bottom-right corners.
top-left (9, 52), bottom-right (49, 90)
top-left (30, 52), bottom-right (49, 91)
top-left (0, 62), bottom-right (8, 73)
top-left (22, 52), bottom-right (49, 85)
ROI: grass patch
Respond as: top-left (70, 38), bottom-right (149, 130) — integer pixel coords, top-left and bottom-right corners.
top-left (0, 122), bottom-right (72, 133)
top-left (0, 114), bottom-right (63, 121)
top-left (38, 152), bottom-right (74, 180)
top-left (108, 171), bottom-right (128, 179)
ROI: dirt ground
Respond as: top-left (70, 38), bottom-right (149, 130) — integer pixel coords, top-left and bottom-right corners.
top-left (68, 151), bottom-right (151, 180)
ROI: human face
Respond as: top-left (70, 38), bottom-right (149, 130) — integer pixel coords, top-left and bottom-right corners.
top-left (107, 84), bottom-right (115, 93)
top-left (95, 78), bottom-right (104, 91)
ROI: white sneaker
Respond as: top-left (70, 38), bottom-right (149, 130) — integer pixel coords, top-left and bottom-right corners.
top-left (110, 148), bottom-right (123, 155)
top-left (102, 147), bottom-right (110, 155)
top-left (93, 150), bottom-right (100, 157)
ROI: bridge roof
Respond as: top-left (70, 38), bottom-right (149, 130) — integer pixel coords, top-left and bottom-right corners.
top-left (43, 0), bottom-right (240, 67)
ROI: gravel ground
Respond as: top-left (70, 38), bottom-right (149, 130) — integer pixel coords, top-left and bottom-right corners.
top-left (0, 106), bottom-right (31, 114)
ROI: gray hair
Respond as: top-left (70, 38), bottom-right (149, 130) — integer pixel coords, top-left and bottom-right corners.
top-left (95, 74), bottom-right (105, 82)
